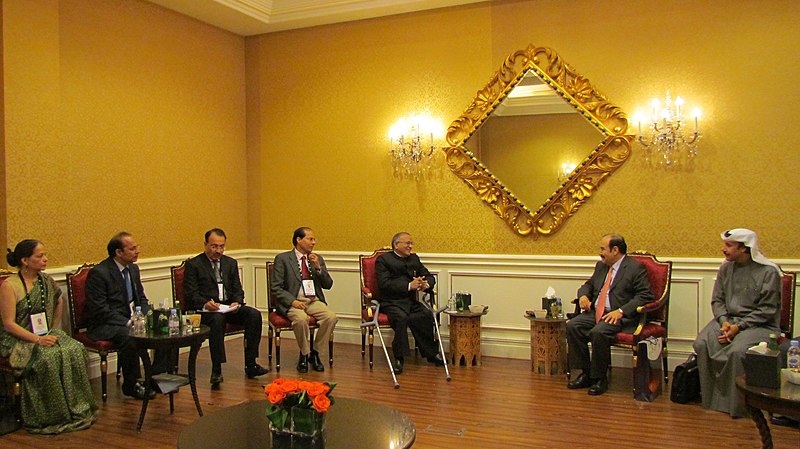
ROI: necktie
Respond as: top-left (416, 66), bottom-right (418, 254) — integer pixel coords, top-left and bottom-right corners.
top-left (300, 256), bottom-right (311, 279)
top-left (595, 267), bottom-right (614, 323)
top-left (213, 260), bottom-right (222, 283)
top-left (122, 267), bottom-right (133, 302)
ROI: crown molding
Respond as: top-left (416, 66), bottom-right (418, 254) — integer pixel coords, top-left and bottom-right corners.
top-left (147, 0), bottom-right (486, 36)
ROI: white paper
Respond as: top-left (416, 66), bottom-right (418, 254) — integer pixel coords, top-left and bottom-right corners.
top-left (747, 342), bottom-right (769, 354)
top-left (544, 286), bottom-right (556, 298)
top-left (203, 303), bottom-right (239, 314)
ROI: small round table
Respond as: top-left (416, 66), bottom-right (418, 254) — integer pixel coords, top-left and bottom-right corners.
top-left (128, 324), bottom-right (210, 432)
top-left (177, 398), bottom-right (416, 449)
top-left (735, 375), bottom-right (800, 449)
top-left (526, 316), bottom-right (567, 375)
top-left (446, 311), bottom-right (486, 366)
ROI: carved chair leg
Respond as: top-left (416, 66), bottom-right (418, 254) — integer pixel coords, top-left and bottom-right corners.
top-left (329, 330), bottom-right (334, 367)
top-left (368, 329), bottom-right (375, 369)
top-left (268, 327), bottom-right (274, 365)
top-left (275, 333), bottom-right (281, 372)
top-left (361, 327), bottom-right (366, 358)
top-left (100, 353), bottom-right (109, 403)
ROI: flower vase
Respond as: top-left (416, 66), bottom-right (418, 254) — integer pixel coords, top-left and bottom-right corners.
top-left (290, 406), bottom-right (325, 438)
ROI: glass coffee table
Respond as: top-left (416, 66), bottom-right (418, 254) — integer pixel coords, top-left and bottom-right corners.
top-left (735, 375), bottom-right (800, 449)
top-left (177, 397), bottom-right (415, 449)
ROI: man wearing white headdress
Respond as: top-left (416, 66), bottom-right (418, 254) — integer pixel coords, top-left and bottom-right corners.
top-left (692, 228), bottom-right (781, 418)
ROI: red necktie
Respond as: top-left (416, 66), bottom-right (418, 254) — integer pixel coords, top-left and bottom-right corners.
top-left (595, 267), bottom-right (614, 323)
top-left (301, 256), bottom-right (311, 279)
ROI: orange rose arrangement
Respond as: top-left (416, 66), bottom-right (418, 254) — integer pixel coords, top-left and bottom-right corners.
top-left (264, 378), bottom-right (336, 437)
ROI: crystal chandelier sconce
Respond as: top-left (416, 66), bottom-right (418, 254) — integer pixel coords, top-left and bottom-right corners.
top-left (388, 114), bottom-right (442, 178)
top-left (557, 161), bottom-right (577, 184)
top-left (633, 92), bottom-right (701, 169)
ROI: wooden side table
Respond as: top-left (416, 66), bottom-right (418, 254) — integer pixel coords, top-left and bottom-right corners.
top-left (527, 316), bottom-right (567, 375)
top-left (447, 311), bottom-right (486, 366)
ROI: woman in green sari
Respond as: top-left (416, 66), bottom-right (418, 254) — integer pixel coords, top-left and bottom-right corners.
top-left (0, 240), bottom-right (97, 434)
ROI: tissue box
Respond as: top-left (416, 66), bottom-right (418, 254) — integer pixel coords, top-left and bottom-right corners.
top-left (743, 348), bottom-right (781, 389)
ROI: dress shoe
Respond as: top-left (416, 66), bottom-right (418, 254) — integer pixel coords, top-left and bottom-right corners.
top-left (210, 373), bottom-right (224, 388)
top-left (588, 378), bottom-right (609, 396)
top-left (393, 357), bottom-right (404, 374)
top-left (309, 351), bottom-right (325, 372)
top-left (245, 363), bottom-right (270, 378)
top-left (771, 415), bottom-right (800, 428)
top-left (297, 354), bottom-right (309, 373)
top-left (427, 354), bottom-right (445, 366)
top-left (567, 373), bottom-right (592, 389)
top-left (123, 382), bottom-right (157, 400)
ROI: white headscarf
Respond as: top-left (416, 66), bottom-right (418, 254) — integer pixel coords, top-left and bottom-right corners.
top-left (720, 228), bottom-right (781, 273)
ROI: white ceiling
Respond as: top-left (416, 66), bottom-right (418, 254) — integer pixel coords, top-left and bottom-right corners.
top-left (146, 0), bottom-right (486, 36)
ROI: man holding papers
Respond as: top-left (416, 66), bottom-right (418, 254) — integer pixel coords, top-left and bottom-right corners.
top-left (184, 228), bottom-right (268, 387)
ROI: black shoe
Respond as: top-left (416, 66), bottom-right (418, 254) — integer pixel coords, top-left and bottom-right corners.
top-left (588, 378), bottom-right (609, 396)
top-left (123, 382), bottom-right (156, 400)
top-left (309, 351), bottom-right (325, 372)
top-left (771, 415), bottom-right (800, 428)
top-left (567, 373), bottom-right (592, 389)
top-left (393, 357), bottom-right (404, 374)
top-left (210, 373), bottom-right (224, 388)
top-left (427, 354), bottom-right (444, 366)
top-left (245, 363), bottom-right (270, 378)
top-left (297, 355), bottom-right (309, 373)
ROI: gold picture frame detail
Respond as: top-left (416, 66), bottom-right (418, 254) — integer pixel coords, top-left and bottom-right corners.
top-left (444, 44), bottom-right (633, 237)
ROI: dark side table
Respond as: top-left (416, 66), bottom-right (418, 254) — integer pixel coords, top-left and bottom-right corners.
top-left (129, 324), bottom-right (210, 432)
top-left (736, 374), bottom-right (800, 449)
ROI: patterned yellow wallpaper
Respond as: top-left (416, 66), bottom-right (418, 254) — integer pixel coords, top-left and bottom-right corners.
top-left (248, 0), bottom-right (800, 258)
top-left (2, 0), bottom-right (249, 266)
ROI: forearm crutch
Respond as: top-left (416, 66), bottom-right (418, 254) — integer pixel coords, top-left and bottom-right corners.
top-left (420, 292), bottom-right (452, 381)
top-left (359, 301), bottom-right (400, 389)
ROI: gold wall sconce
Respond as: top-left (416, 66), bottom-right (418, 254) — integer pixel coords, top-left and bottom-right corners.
top-left (633, 92), bottom-right (701, 169)
top-left (388, 114), bottom-right (443, 178)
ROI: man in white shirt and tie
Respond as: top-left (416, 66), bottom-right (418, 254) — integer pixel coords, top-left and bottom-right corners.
top-left (270, 227), bottom-right (338, 373)
top-left (566, 234), bottom-right (653, 395)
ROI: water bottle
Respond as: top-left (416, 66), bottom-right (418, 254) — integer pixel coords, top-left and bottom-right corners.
top-left (448, 294), bottom-right (456, 312)
top-left (555, 297), bottom-right (564, 319)
top-left (132, 306), bottom-right (144, 335)
top-left (788, 340), bottom-right (800, 369)
top-left (168, 308), bottom-right (180, 336)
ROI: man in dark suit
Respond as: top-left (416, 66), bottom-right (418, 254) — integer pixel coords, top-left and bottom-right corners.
top-left (86, 232), bottom-right (164, 400)
top-left (375, 232), bottom-right (443, 374)
top-left (566, 233), bottom-right (653, 395)
top-left (271, 227), bottom-right (337, 373)
top-left (184, 228), bottom-right (268, 387)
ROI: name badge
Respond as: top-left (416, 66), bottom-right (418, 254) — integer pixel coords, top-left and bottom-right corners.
top-left (302, 279), bottom-right (316, 298)
top-left (217, 283), bottom-right (225, 302)
top-left (30, 312), bottom-right (49, 336)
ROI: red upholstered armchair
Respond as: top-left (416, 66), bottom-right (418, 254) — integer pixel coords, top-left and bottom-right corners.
top-left (266, 262), bottom-right (332, 372)
top-left (778, 270), bottom-right (797, 344)
top-left (0, 270), bottom-right (21, 419)
top-left (611, 251), bottom-right (672, 385)
top-left (359, 249), bottom-right (393, 368)
top-left (66, 263), bottom-right (120, 403)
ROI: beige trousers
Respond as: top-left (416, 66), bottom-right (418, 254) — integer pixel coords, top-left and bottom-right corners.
top-left (285, 299), bottom-right (338, 356)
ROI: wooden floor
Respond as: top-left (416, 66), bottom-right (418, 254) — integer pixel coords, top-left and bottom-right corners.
top-left (2, 338), bottom-right (798, 449)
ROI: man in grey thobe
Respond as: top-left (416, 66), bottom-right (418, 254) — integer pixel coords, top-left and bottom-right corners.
top-left (692, 228), bottom-right (781, 418)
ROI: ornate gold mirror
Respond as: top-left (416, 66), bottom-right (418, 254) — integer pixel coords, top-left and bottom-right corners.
top-left (445, 45), bottom-right (633, 236)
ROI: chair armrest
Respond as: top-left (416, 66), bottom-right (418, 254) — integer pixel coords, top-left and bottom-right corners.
top-left (635, 300), bottom-right (664, 314)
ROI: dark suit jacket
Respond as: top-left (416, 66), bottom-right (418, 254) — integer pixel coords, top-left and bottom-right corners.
top-left (86, 257), bottom-right (149, 341)
top-left (270, 250), bottom-right (333, 317)
top-left (375, 252), bottom-right (435, 312)
top-left (183, 253), bottom-right (245, 311)
top-left (577, 255), bottom-right (653, 318)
